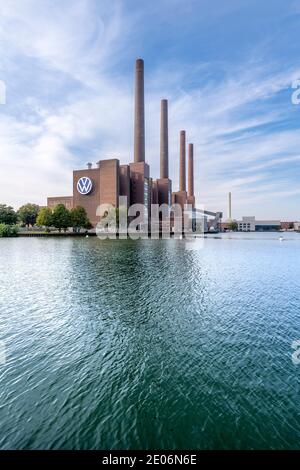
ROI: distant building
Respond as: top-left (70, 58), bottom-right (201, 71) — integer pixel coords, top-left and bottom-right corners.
top-left (47, 196), bottom-right (74, 211)
top-left (236, 216), bottom-right (280, 232)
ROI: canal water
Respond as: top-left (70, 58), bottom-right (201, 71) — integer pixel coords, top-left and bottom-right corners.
top-left (0, 233), bottom-right (300, 449)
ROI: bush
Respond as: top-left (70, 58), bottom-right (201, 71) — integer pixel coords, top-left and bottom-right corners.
top-left (0, 224), bottom-right (18, 237)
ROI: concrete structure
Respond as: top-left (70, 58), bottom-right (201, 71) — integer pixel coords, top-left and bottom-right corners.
top-left (172, 131), bottom-right (188, 212)
top-left (187, 143), bottom-right (195, 208)
top-left (160, 99), bottom-right (168, 179)
top-left (236, 216), bottom-right (280, 232)
top-left (134, 58), bottom-right (145, 164)
top-left (179, 130), bottom-right (186, 192)
top-left (228, 192), bottom-right (232, 220)
top-left (188, 143), bottom-right (194, 197)
top-left (151, 99), bottom-right (172, 207)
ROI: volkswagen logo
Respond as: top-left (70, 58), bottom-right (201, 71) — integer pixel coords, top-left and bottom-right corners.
top-left (77, 177), bottom-right (93, 195)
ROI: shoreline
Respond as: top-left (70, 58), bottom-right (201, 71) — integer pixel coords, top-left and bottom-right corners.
top-left (6, 230), bottom-right (300, 239)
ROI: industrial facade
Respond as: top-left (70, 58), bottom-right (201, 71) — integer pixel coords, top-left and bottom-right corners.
top-left (47, 59), bottom-right (196, 228)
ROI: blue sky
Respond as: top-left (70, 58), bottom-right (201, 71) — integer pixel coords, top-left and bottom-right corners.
top-left (0, 0), bottom-right (300, 219)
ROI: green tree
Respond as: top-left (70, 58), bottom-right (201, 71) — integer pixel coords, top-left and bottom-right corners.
top-left (228, 221), bottom-right (238, 231)
top-left (18, 203), bottom-right (40, 227)
top-left (70, 206), bottom-right (91, 232)
top-left (36, 207), bottom-right (53, 230)
top-left (0, 223), bottom-right (18, 237)
top-left (52, 204), bottom-right (71, 232)
top-left (0, 204), bottom-right (18, 225)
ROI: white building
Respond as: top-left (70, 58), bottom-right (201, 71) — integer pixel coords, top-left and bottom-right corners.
top-left (236, 216), bottom-right (281, 232)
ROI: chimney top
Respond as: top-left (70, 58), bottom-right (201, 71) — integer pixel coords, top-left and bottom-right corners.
top-left (160, 99), bottom-right (169, 179)
top-left (134, 57), bottom-right (145, 163)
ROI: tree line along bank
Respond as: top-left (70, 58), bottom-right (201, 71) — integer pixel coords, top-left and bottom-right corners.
top-left (0, 203), bottom-right (92, 237)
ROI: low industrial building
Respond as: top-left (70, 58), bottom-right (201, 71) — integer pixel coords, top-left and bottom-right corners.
top-left (236, 216), bottom-right (281, 232)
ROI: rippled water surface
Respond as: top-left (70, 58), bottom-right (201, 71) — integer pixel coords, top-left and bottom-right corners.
top-left (1, 234), bottom-right (300, 449)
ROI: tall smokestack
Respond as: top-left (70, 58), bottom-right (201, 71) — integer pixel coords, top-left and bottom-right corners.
top-left (179, 130), bottom-right (186, 191)
top-left (228, 192), bottom-right (232, 220)
top-left (160, 99), bottom-right (168, 178)
top-left (188, 143), bottom-right (194, 197)
top-left (134, 58), bottom-right (145, 163)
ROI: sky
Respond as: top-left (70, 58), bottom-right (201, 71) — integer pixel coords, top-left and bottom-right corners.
top-left (0, 0), bottom-right (300, 220)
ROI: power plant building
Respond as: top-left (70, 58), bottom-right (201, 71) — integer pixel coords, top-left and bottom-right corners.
top-left (47, 58), bottom-right (196, 227)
